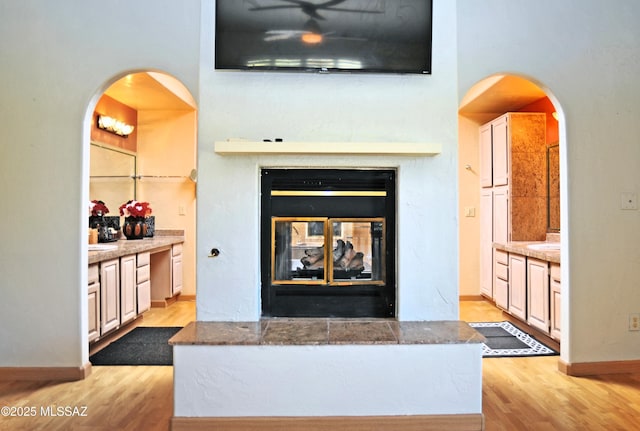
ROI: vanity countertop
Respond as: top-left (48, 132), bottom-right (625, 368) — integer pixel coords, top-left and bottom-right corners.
top-left (88, 230), bottom-right (184, 264)
top-left (493, 241), bottom-right (561, 264)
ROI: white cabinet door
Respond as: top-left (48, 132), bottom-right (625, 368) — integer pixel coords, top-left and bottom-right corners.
top-left (527, 258), bottom-right (550, 333)
top-left (508, 254), bottom-right (527, 320)
top-left (550, 263), bottom-right (561, 340)
top-left (88, 283), bottom-right (100, 342)
top-left (120, 254), bottom-right (137, 325)
top-left (492, 115), bottom-right (509, 187)
top-left (480, 189), bottom-right (494, 298)
top-left (480, 123), bottom-right (493, 188)
top-left (100, 258), bottom-right (120, 335)
top-left (137, 279), bottom-right (151, 314)
top-left (88, 264), bottom-right (100, 342)
top-left (493, 186), bottom-right (509, 244)
top-left (172, 253), bottom-right (183, 295)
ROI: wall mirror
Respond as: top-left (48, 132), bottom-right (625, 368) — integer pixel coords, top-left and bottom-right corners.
top-left (547, 143), bottom-right (560, 231)
top-left (89, 142), bottom-right (137, 215)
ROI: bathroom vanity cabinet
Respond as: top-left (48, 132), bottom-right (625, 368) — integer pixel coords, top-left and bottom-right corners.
top-left (88, 235), bottom-right (184, 343)
top-left (492, 242), bottom-right (561, 342)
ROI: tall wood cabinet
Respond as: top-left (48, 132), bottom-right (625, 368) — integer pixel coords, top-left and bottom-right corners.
top-left (480, 112), bottom-right (547, 300)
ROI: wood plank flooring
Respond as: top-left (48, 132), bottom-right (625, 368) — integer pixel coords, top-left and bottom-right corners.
top-left (1, 299), bottom-right (640, 430)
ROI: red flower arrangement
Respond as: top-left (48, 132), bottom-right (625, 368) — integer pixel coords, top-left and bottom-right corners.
top-left (89, 200), bottom-right (110, 216)
top-left (119, 200), bottom-right (152, 219)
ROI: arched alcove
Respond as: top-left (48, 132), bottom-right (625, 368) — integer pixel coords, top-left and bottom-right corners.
top-left (83, 70), bottom-right (198, 363)
top-left (458, 73), bottom-right (566, 357)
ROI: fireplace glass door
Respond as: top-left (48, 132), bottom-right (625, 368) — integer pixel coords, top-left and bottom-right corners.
top-left (272, 217), bottom-right (385, 286)
top-left (261, 168), bottom-right (395, 317)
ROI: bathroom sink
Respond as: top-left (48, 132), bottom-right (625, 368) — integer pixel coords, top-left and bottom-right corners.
top-left (88, 244), bottom-right (118, 251)
top-left (527, 242), bottom-right (561, 251)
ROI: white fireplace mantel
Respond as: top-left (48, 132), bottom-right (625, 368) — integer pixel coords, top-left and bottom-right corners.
top-left (214, 140), bottom-right (442, 156)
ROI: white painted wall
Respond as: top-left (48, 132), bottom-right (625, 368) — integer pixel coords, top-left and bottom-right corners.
top-left (196, 0), bottom-right (460, 322)
top-left (137, 110), bottom-right (197, 296)
top-left (457, 0), bottom-right (640, 363)
top-left (0, 0), bottom-right (200, 367)
top-left (2, 0), bottom-right (638, 373)
top-left (173, 344), bottom-right (483, 417)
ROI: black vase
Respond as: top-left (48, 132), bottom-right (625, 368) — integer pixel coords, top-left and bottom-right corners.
top-left (123, 217), bottom-right (147, 240)
top-left (89, 215), bottom-right (110, 243)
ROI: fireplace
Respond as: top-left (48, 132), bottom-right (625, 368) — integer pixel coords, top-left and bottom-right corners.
top-left (261, 169), bottom-right (396, 317)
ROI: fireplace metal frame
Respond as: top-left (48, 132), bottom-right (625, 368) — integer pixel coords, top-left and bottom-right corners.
top-left (261, 168), bottom-right (396, 318)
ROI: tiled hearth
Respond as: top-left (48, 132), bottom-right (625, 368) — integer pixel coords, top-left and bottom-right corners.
top-left (170, 319), bottom-right (484, 346)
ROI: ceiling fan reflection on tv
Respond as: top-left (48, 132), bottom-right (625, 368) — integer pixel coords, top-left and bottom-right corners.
top-left (248, 0), bottom-right (383, 21)
top-left (250, 0), bottom-right (383, 44)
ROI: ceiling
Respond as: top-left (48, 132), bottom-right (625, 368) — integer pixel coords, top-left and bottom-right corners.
top-left (104, 72), bottom-right (195, 111)
top-left (458, 75), bottom-right (548, 124)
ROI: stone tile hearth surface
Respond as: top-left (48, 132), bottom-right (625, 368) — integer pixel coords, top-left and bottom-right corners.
top-left (169, 319), bottom-right (485, 347)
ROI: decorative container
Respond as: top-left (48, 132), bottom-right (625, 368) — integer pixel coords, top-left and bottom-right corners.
top-left (123, 217), bottom-right (148, 240)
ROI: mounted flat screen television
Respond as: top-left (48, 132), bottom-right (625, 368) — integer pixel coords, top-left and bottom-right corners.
top-left (215, 0), bottom-right (433, 74)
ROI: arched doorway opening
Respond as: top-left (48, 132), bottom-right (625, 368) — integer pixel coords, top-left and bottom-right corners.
top-left (457, 73), bottom-right (566, 356)
top-left (84, 70), bottom-right (197, 362)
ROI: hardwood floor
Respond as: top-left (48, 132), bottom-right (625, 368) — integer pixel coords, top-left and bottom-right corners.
top-left (463, 300), bottom-right (640, 431)
top-left (2, 299), bottom-right (640, 430)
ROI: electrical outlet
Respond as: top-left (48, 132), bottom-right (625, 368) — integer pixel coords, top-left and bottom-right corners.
top-left (464, 207), bottom-right (476, 217)
top-left (629, 314), bottom-right (640, 331)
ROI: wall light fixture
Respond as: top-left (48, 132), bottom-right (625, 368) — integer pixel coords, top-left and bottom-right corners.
top-left (97, 115), bottom-right (135, 137)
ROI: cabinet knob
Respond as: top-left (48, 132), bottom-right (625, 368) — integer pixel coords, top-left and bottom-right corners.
top-left (208, 248), bottom-right (220, 258)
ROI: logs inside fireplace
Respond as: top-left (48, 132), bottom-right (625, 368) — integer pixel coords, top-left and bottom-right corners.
top-left (261, 169), bottom-right (396, 317)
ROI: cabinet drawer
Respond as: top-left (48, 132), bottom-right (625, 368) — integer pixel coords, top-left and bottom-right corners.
top-left (495, 262), bottom-right (508, 281)
top-left (172, 243), bottom-right (183, 256)
top-left (137, 264), bottom-right (150, 283)
top-left (137, 251), bottom-right (150, 267)
top-left (88, 264), bottom-right (99, 285)
top-left (495, 249), bottom-right (509, 265)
